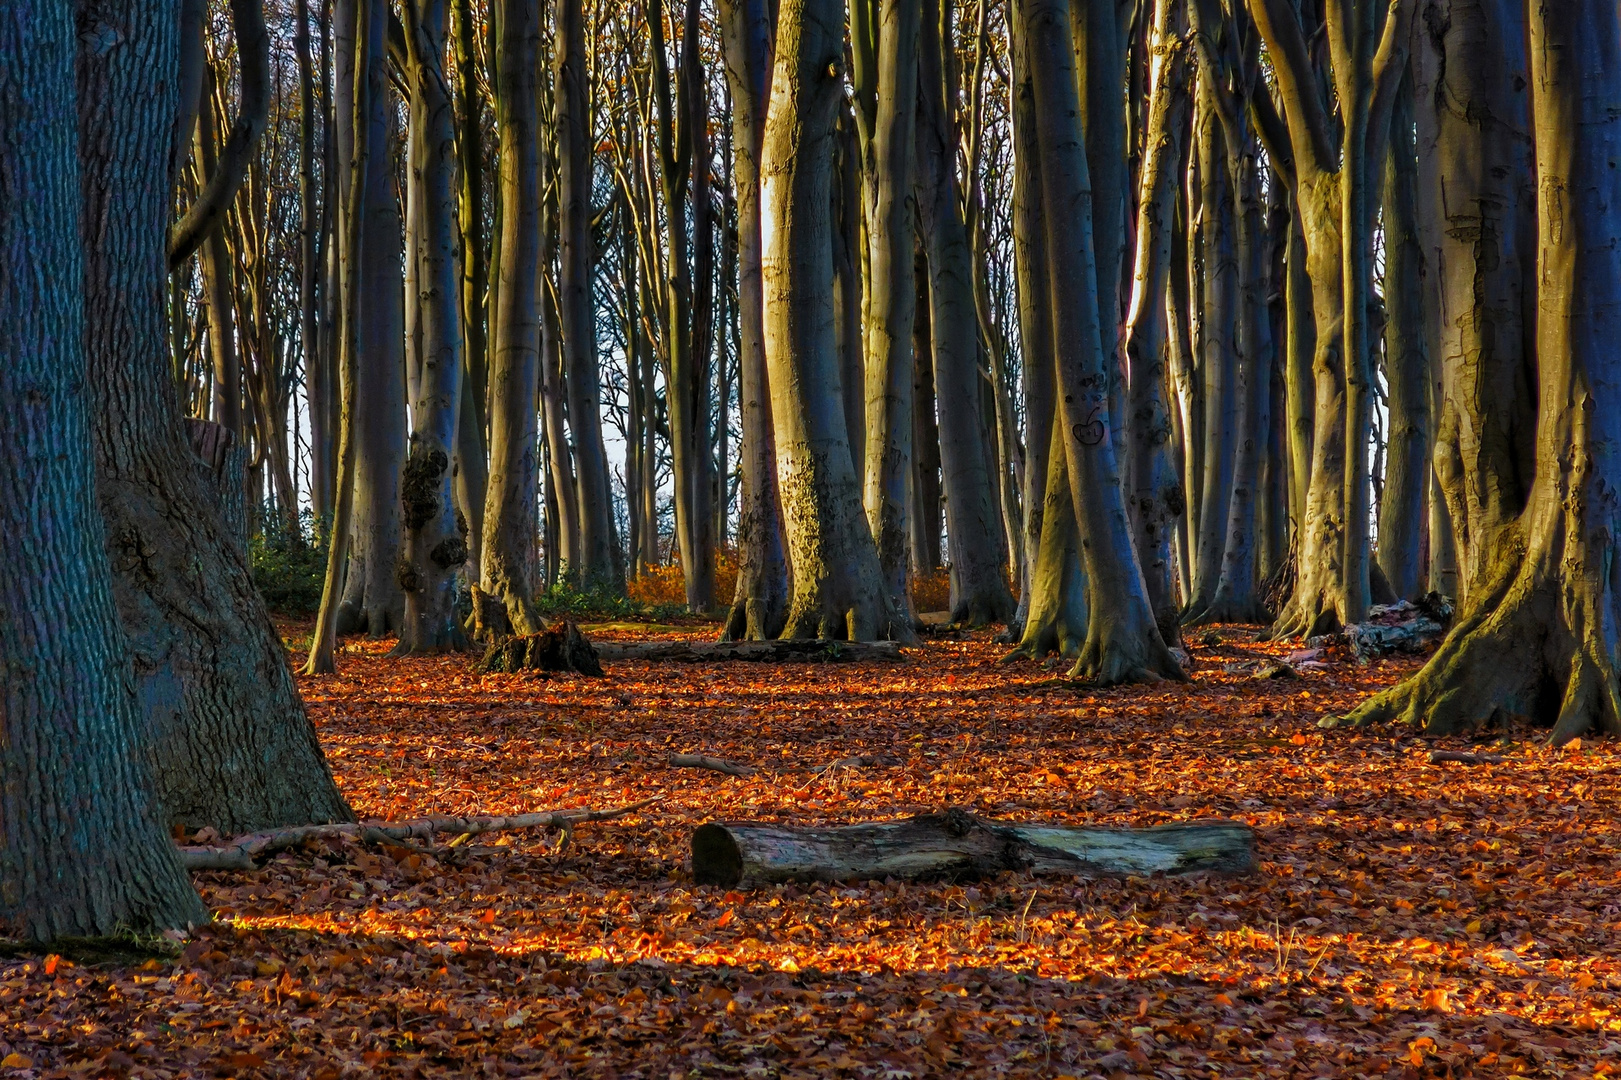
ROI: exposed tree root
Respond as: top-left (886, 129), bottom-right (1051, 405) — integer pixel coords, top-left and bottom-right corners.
top-left (177, 798), bottom-right (661, 870)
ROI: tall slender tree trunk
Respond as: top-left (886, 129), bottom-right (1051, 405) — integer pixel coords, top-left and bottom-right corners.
top-left (1, 0), bottom-right (208, 939)
top-left (295, 0), bottom-right (331, 526)
top-left (556, 0), bottom-right (620, 589)
top-left (856, 0), bottom-right (922, 634)
top-left (394, 0), bottom-right (470, 655)
top-left (917, 0), bottom-right (1015, 628)
top-left (80, 0), bottom-right (351, 832)
top-left (762, 0), bottom-right (893, 641)
top-left (720, 0), bottom-right (791, 640)
top-left (480, 0), bottom-right (544, 636)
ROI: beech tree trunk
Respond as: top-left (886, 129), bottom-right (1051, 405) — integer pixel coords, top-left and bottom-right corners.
top-left (1350, 0), bottom-right (1621, 744)
top-left (856, 0), bottom-right (923, 635)
top-left (78, 0), bottom-right (352, 833)
top-left (480, 0), bottom-right (545, 638)
top-left (394, 0), bottom-right (470, 655)
top-left (1, 0), bottom-right (208, 939)
top-left (1021, 0), bottom-right (1182, 684)
top-left (556, 0), bottom-right (620, 589)
top-left (762, 0), bottom-right (894, 641)
top-left (720, 0), bottom-right (792, 641)
top-left (918, 0), bottom-right (1015, 628)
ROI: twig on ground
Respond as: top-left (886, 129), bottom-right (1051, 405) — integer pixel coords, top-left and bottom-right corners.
top-left (1427, 750), bottom-right (1506, 766)
top-left (178, 797), bottom-right (662, 870)
top-left (667, 753), bottom-right (758, 777)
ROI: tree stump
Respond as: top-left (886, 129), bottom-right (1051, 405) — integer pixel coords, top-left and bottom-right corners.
top-left (478, 620), bottom-right (603, 676)
top-left (691, 809), bottom-right (1255, 888)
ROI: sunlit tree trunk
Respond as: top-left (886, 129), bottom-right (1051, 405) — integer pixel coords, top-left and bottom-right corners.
top-left (1350, 0), bottom-right (1621, 744)
top-left (762, 0), bottom-right (894, 640)
top-left (720, 0), bottom-right (791, 640)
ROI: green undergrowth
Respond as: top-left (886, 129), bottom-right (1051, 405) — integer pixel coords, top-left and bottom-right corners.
top-left (250, 509), bottom-right (327, 616)
top-left (532, 580), bottom-right (695, 625)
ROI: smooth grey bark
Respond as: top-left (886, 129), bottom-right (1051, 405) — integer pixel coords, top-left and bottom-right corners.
top-left (295, 0), bottom-right (331, 525)
top-left (79, 0), bottom-right (351, 832)
top-left (762, 0), bottom-right (893, 641)
top-left (1377, 68), bottom-right (1430, 601)
top-left (1350, 1), bottom-right (1621, 744)
top-left (834, 106), bottom-right (867, 476)
top-left (1, 0), bottom-right (207, 939)
top-left (1122, 0), bottom-right (1188, 647)
top-left (195, 77), bottom-right (242, 440)
top-left (1021, 0), bottom-right (1182, 683)
top-left (910, 268), bottom-right (944, 574)
top-left (720, 0), bottom-right (791, 641)
top-left (918, 0), bottom-right (1015, 627)
top-left (856, 0), bottom-right (922, 634)
top-left (394, 0), bottom-right (469, 655)
top-left (1008, 6), bottom-right (1053, 635)
top-left (480, 0), bottom-right (544, 637)
top-left (334, 0), bottom-right (406, 638)
top-left (1414, 0), bottom-right (1536, 607)
top-left (1006, 417), bottom-right (1089, 659)
top-left (556, 0), bottom-right (620, 589)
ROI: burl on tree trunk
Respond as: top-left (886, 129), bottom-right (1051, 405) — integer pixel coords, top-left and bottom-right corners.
top-left (692, 809), bottom-right (1255, 888)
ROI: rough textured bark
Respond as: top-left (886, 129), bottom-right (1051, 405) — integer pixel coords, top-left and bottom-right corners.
top-left (1349, 1), bottom-right (1621, 744)
top-left (1, 0), bottom-right (208, 939)
top-left (394, 0), bottom-right (470, 655)
top-left (762, 0), bottom-right (893, 641)
top-left (857, 0), bottom-right (923, 633)
top-left (720, 0), bottom-right (792, 641)
top-left (556, 0), bottom-right (620, 589)
top-left (1021, 0), bottom-right (1182, 683)
top-left (918, 0), bottom-right (1015, 628)
top-left (1414, 0), bottom-right (1536, 607)
top-left (480, 0), bottom-right (545, 638)
top-left (79, 0), bottom-right (351, 832)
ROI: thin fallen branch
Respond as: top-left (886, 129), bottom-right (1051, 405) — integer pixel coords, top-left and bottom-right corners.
top-left (808, 754), bottom-right (902, 774)
top-left (668, 753), bottom-right (758, 777)
top-left (1427, 750), bottom-right (1507, 766)
top-left (597, 640), bottom-right (904, 663)
top-left (668, 752), bottom-right (902, 778)
top-left (178, 797), bottom-right (661, 870)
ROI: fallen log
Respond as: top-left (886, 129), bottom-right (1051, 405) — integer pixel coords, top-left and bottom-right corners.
top-left (669, 753), bottom-right (758, 777)
top-left (691, 808), bottom-right (1254, 888)
top-left (595, 639), bottom-right (903, 663)
top-left (1427, 750), bottom-right (1506, 766)
top-left (179, 797), bottom-right (660, 870)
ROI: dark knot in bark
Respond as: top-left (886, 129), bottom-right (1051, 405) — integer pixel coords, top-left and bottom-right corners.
top-left (430, 536), bottom-right (468, 570)
top-left (401, 448), bottom-right (449, 530)
top-left (396, 557), bottom-right (422, 594)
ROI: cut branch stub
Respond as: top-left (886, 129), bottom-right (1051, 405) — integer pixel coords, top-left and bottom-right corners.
top-left (478, 620), bottom-right (604, 675)
top-left (691, 809), bottom-right (1255, 889)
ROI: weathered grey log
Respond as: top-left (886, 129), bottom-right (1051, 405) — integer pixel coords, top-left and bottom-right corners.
top-left (691, 808), bottom-right (1255, 888)
top-left (595, 639), bottom-right (904, 663)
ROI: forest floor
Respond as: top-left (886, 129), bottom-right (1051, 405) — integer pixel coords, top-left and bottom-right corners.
top-left (4, 621), bottom-right (1621, 1079)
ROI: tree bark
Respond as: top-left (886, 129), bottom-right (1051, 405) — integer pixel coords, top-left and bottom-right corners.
top-left (394, 0), bottom-right (470, 655)
top-left (857, 0), bottom-right (923, 635)
top-left (762, 0), bottom-right (894, 641)
top-left (79, 0), bottom-right (352, 832)
top-left (1, 0), bottom-right (208, 938)
top-left (556, 0), bottom-right (620, 589)
top-left (480, 0), bottom-right (545, 637)
top-left (1021, 0), bottom-right (1183, 684)
top-left (719, 0), bottom-right (792, 641)
top-left (693, 811), bottom-right (1255, 888)
top-left (1349, 0), bottom-right (1621, 745)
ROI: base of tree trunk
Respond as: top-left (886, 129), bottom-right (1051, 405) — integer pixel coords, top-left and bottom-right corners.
top-left (477, 621), bottom-right (603, 676)
top-left (596, 639), bottom-right (904, 664)
top-left (691, 809), bottom-right (1254, 888)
